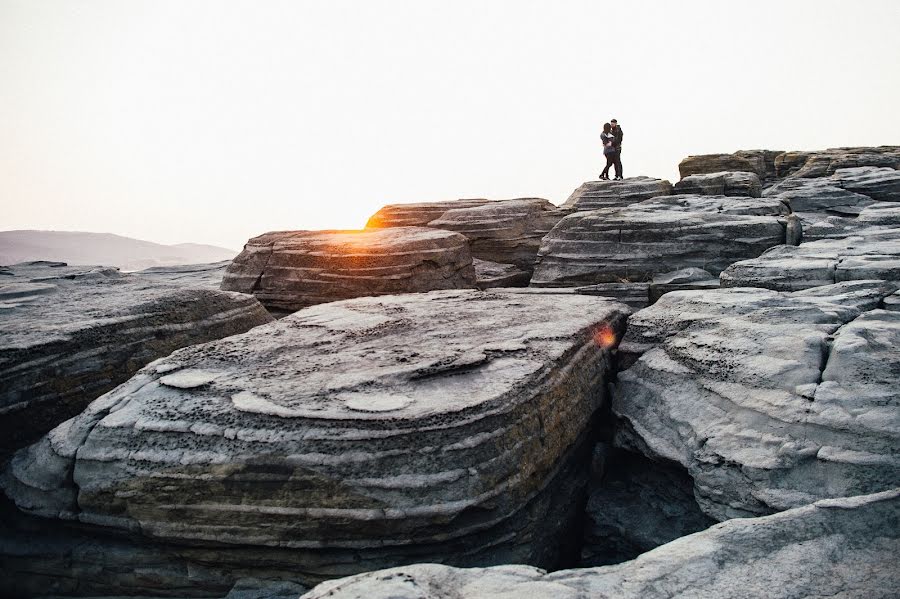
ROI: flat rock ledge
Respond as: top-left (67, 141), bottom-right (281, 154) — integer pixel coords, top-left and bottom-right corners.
top-left (302, 489), bottom-right (900, 599)
top-left (615, 281), bottom-right (900, 521)
top-left (428, 198), bottom-right (564, 271)
top-left (0, 261), bottom-right (273, 454)
top-left (221, 228), bottom-right (476, 312)
top-left (674, 171), bottom-right (762, 197)
top-left (473, 258), bottom-right (530, 289)
top-left (530, 195), bottom-right (786, 287)
top-left (1, 289), bottom-right (629, 591)
top-left (560, 177), bottom-right (673, 212)
top-left (365, 199), bottom-right (494, 228)
top-left (678, 150), bottom-right (783, 181)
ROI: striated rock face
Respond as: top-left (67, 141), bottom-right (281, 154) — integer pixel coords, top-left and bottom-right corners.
top-left (678, 150), bottom-right (783, 181)
top-left (561, 177), bottom-right (673, 211)
top-left (574, 283), bottom-right (651, 310)
top-left (721, 228), bottom-right (900, 291)
top-left (302, 490), bottom-right (900, 599)
top-left (614, 281), bottom-right (900, 520)
top-left (0, 262), bottom-right (273, 454)
top-left (674, 171), bottom-right (761, 198)
top-left (1, 289), bottom-right (629, 592)
top-left (365, 199), bottom-right (494, 228)
top-left (775, 146), bottom-right (900, 178)
top-left (648, 267), bottom-right (718, 303)
top-left (221, 228), bottom-right (476, 312)
top-left (134, 260), bottom-right (231, 289)
top-left (427, 199), bottom-right (564, 271)
top-left (473, 258), bottom-right (530, 289)
top-left (530, 195), bottom-right (786, 287)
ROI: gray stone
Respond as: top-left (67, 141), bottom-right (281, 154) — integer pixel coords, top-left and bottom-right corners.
top-left (648, 268), bottom-right (718, 303)
top-left (615, 281), bottom-right (900, 520)
top-left (427, 198), bottom-right (564, 271)
top-left (885, 290), bottom-right (900, 312)
top-left (134, 260), bottom-right (231, 289)
top-left (473, 258), bottom-right (530, 289)
top-left (561, 177), bottom-right (673, 211)
top-left (574, 283), bottom-right (651, 310)
top-left (221, 228), bottom-right (476, 312)
top-left (679, 150), bottom-right (783, 181)
top-left (365, 199), bottom-right (494, 228)
top-left (301, 489), bottom-right (900, 599)
top-left (0, 261), bottom-right (273, 454)
top-left (721, 228), bottom-right (900, 291)
top-left (530, 196), bottom-right (785, 287)
top-left (674, 171), bottom-right (762, 197)
top-left (1, 289), bottom-right (629, 591)
top-left (775, 146), bottom-right (900, 178)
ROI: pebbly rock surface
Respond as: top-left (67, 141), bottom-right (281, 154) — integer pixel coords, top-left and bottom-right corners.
top-left (775, 146), bottom-right (900, 178)
top-left (427, 198), bottom-right (564, 271)
top-left (1, 289), bottom-right (629, 592)
top-left (560, 177), bottom-right (673, 211)
top-left (301, 489), bottom-right (900, 599)
top-left (530, 195), bottom-right (786, 287)
top-left (473, 258), bottom-right (530, 289)
top-left (678, 150), bottom-right (783, 181)
top-left (134, 260), bottom-right (231, 289)
top-left (673, 171), bottom-right (761, 198)
top-left (365, 199), bottom-right (495, 228)
top-left (721, 228), bottom-right (900, 291)
top-left (221, 228), bottom-right (476, 312)
top-left (0, 261), bottom-right (273, 454)
top-left (614, 281), bottom-right (900, 521)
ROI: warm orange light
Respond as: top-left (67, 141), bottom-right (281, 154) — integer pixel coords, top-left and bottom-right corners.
top-left (593, 324), bottom-right (617, 349)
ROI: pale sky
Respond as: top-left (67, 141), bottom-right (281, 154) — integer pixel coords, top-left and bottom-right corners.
top-left (2, 0), bottom-right (899, 250)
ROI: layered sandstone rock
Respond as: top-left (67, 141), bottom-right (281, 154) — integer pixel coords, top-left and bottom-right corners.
top-left (302, 490), bottom-right (900, 599)
top-left (221, 228), bottom-right (476, 312)
top-left (561, 177), bottom-right (673, 211)
top-left (134, 260), bottom-right (231, 289)
top-left (365, 199), bottom-right (494, 228)
top-left (673, 171), bottom-right (761, 198)
top-left (1, 289), bottom-right (629, 592)
top-left (678, 150), bottom-right (783, 181)
top-left (721, 228), bottom-right (900, 291)
top-left (648, 267), bottom-right (718, 303)
top-left (775, 146), bottom-right (900, 178)
top-left (473, 258), bottom-right (530, 288)
top-left (530, 196), bottom-right (786, 287)
top-left (0, 262), bottom-right (273, 454)
top-left (427, 198), bottom-right (564, 271)
top-left (615, 281), bottom-right (900, 521)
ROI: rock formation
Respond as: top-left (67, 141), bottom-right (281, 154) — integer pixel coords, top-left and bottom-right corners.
top-left (134, 260), bottom-right (231, 289)
top-left (1, 289), bottom-right (629, 592)
top-left (775, 146), bottom-right (900, 178)
top-left (530, 195), bottom-right (786, 287)
top-left (615, 281), bottom-right (899, 520)
top-left (473, 258), bottom-right (530, 288)
top-left (721, 228), bottom-right (900, 291)
top-left (427, 198), bottom-right (563, 271)
top-left (364, 199), bottom-right (495, 228)
top-left (678, 150), bottom-right (783, 181)
top-left (0, 261), bottom-right (273, 454)
top-left (302, 490), bottom-right (900, 599)
top-left (647, 267), bottom-right (718, 303)
top-left (673, 171), bottom-right (762, 197)
top-left (220, 228), bottom-right (476, 312)
top-left (561, 177), bottom-right (673, 211)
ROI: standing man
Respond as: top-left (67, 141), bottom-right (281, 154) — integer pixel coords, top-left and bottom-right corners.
top-left (611, 118), bottom-right (624, 180)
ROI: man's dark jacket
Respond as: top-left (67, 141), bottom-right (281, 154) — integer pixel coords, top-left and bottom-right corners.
top-left (613, 126), bottom-right (624, 149)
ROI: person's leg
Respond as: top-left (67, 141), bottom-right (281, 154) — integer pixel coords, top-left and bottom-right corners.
top-left (613, 152), bottom-right (623, 179)
top-left (601, 155), bottom-right (613, 179)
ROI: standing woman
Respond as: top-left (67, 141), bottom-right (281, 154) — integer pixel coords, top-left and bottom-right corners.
top-left (599, 123), bottom-right (616, 180)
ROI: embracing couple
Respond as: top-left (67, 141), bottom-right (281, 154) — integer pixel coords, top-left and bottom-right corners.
top-left (599, 118), bottom-right (623, 180)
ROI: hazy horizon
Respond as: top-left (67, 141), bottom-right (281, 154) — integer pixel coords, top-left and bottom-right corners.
top-left (2, 0), bottom-right (899, 249)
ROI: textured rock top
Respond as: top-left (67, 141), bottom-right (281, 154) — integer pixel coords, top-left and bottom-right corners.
top-left (365, 199), bottom-right (495, 228)
top-left (678, 150), bottom-right (783, 180)
top-left (776, 146), bottom-right (900, 178)
top-left (673, 171), bottom-right (762, 198)
top-left (133, 260), bottom-right (231, 289)
top-left (302, 489), bottom-right (900, 599)
top-left (616, 281), bottom-right (900, 520)
top-left (561, 177), bottom-right (674, 211)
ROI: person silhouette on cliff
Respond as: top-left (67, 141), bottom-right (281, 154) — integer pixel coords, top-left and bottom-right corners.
top-left (610, 118), bottom-right (623, 179)
top-left (599, 123), bottom-right (617, 180)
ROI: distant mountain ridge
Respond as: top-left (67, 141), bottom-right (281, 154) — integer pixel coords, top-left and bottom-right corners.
top-left (0, 230), bottom-right (237, 271)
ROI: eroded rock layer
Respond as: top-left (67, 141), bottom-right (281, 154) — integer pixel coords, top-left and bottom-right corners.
top-left (678, 150), bottom-right (783, 181)
top-left (615, 281), bottom-right (900, 521)
top-left (673, 171), bottom-right (761, 197)
top-left (220, 228), bottom-right (476, 312)
top-left (302, 490), bottom-right (900, 599)
top-left (473, 258), bottom-right (530, 288)
top-left (530, 195), bottom-right (786, 287)
top-left (0, 262), bottom-right (273, 454)
top-left (775, 146), bottom-right (900, 178)
top-left (1, 289), bottom-right (629, 591)
top-left (561, 177), bottom-right (673, 211)
top-left (428, 198), bottom-right (563, 271)
top-left (365, 199), bottom-right (494, 228)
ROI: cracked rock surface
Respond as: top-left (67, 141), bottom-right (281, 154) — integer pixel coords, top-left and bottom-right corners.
top-left (301, 489), bottom-right (900, 599)
top-left (220, 228), bottom-right (476, 312)
top-left (560, 177), bottom-right (673, 211)
top-left (674, 171), bottom-right (762, 197)
top-left (1, 289), bottom-right (629, 591)
top-left (614, 281), bottom-right (900, 520)
top-left (0, 261), bottom-right (273, 454)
